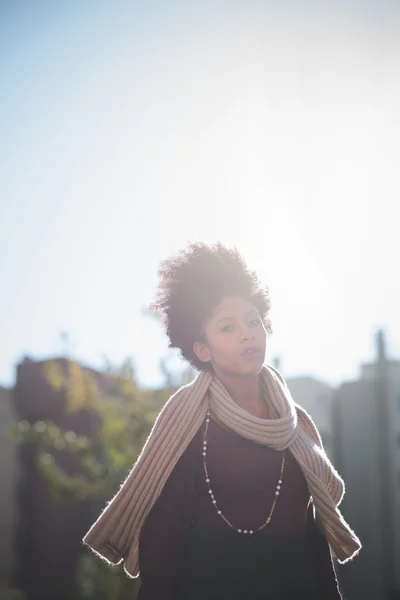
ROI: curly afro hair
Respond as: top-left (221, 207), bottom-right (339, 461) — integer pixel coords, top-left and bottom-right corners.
top-left (151, 242), bottom-right (272, 371)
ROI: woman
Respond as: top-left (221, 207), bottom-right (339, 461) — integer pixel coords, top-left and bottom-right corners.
top-left (83, 242), bottom-right (361, 600)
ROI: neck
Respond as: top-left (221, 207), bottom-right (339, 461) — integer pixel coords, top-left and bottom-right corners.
top-left (212, 369), bottom-right (269, 418)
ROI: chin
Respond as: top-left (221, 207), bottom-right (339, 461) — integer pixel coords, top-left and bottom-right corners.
top-left (247, 364), bottom-right (265, 375)
top-left (238, 360), bottom-right (265, 376)
top-left (215, 358), bottom-right (265, 378)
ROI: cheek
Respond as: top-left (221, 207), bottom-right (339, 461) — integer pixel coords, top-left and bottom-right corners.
top-left (209, 337), bottom-right (233, 359)
top-left (259, 325), bottom-right (267, 341)
top-left (218, 338), bottom-right (241, 362)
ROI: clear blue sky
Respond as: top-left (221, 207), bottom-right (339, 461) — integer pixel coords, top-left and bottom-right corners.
top-left (1, 0), bottom-right (399, 389)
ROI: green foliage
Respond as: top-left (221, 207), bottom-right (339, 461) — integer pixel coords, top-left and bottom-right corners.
top-left (15, 358), bottom-right (167, 501)
top-left (14, 357), bottom-right (180, 600)
top-left (75, 553), bottom-right (140, 600)
top-left (0, 586), bottom-right (27, 600)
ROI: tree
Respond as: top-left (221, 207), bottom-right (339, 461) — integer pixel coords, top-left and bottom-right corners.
top-left (14, 357), bottom-right (174, 600)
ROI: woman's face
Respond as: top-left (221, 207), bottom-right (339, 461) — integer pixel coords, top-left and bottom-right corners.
top-left (194, 296), bottom-right (267, 377)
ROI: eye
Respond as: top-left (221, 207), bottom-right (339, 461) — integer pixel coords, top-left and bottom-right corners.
top-left (221, 324), bottom-right (234, 333)
top-left (249, 318), bottom-right (261, 326)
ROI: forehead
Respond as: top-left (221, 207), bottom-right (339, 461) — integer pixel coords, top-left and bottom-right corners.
top-left (211, 296), bottom-right (258, 319)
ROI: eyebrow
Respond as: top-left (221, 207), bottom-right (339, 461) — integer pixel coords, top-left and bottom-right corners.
top-left (217, 309), bottom-right (258, 323)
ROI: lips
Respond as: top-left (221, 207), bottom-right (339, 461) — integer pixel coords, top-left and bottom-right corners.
top-left (240, 345), bottom-right (262, 356)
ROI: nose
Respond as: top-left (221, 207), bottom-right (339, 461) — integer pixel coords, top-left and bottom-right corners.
top-left (240, 327), bottom-right (255, 342)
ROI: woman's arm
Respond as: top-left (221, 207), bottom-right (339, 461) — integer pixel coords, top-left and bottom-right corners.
top-left (306, 502), bottom-right (343, 600)
top-left (137, 435), bottom-right (199, 600)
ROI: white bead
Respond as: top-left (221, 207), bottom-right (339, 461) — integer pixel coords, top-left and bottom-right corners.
top-left (203, 415), bottom-right (280, 536)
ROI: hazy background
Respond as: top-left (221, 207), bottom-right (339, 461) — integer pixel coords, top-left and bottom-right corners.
top-left (1, 0), bottom-right (399, 387)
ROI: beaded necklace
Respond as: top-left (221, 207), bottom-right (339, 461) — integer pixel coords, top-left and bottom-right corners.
top-left (202, 410), bottom-right (285, 535)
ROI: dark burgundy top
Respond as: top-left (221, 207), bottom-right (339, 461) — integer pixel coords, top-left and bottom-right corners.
top-left (138, 418), bottom-right (342, 600)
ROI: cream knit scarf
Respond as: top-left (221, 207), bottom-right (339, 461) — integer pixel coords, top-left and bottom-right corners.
top-left (83, 365), bottom-right (361, 578)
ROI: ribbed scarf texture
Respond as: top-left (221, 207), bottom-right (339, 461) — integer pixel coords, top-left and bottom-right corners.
top-left (83, 365), bottom-right (361, 578)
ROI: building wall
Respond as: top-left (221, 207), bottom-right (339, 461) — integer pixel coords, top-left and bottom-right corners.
top-left (0, 386), bottom-right (19, 585)
top-left (334, 360), bottom-right (400, 600)
top-left (286, 376), bottom-right (335, 459)
top-left (360, 358), bottom-right (400, 597)
top-left (335, 379), bottom-right (385, 600)
top-left (286, 358), bottom-right (400, 600)
top-left (361, 359), bottom-right (400, 381)
top-left (387, 374), bottom-right (400, 594)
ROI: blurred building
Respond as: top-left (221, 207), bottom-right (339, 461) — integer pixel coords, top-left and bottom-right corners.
top-left (286, 375), bottom-right (335, 459)
top-left (334, 331), bottom-right (400, 600)
top-left (0, 386), bottom-right (19, 587)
